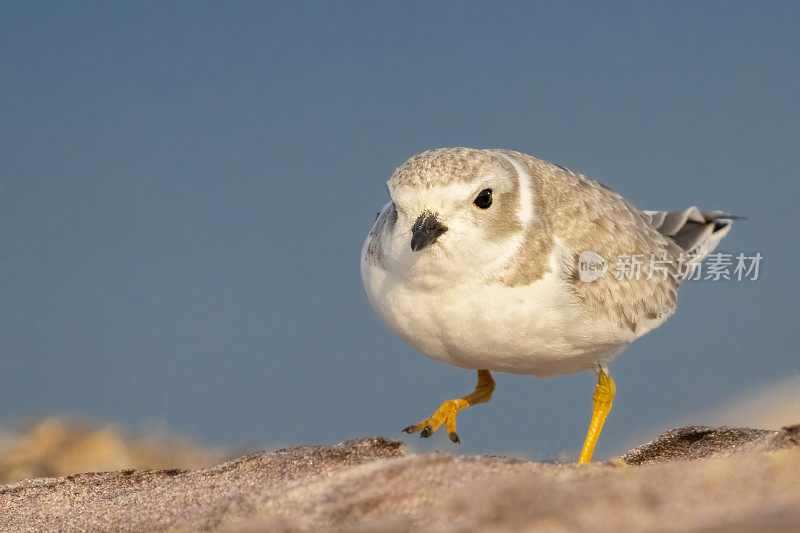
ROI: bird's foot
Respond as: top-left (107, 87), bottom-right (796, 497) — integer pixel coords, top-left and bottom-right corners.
top-left (578, 366), bottom-right (616, 464)
top-left (402, 398), bottom-right (468, 443)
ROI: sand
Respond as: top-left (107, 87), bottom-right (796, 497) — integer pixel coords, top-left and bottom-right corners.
top-left (0, 418), bottom-right (225, 484)
top-left (0, 424), bottom-right (798, 532)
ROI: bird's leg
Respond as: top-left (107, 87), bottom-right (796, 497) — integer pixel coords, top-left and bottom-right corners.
top-left (578, 365), bottom-right (616, 464)
top-left (402, 369), bottom-right (494, 443)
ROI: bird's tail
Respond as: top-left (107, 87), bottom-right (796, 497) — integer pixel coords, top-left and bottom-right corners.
top-left (642, 206), bottom-right (740, 262)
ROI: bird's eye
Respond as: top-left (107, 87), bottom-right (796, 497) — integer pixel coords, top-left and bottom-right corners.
top-left (473, 188), bottom-right (493, 209)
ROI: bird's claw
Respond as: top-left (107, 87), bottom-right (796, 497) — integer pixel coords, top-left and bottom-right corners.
top-left (400, 399), bottom-right (464, 443)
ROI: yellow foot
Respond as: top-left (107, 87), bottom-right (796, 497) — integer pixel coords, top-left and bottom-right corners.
top-left (402, 398), bottom-right (468, 442)
top-left (401, 369), bottom-right (494, 443)
top-left (578, 365), bottom-right (616, 464)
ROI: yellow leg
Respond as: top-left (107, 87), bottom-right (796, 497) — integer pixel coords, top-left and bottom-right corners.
top-left (578, 366), bottom-right (616, 464)
top-left (402, 370), bottom-right (494, 443)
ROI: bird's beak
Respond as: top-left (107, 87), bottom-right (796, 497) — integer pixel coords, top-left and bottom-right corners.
top-left (410, 213), bottom-right (448, 252)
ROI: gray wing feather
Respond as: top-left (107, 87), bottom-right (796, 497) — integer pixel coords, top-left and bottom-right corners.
top-left (642, 207), bottom-right (736, 260)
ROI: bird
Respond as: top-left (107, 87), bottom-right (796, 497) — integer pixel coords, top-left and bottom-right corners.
top-left (361, 147), bottom-right (734, 463)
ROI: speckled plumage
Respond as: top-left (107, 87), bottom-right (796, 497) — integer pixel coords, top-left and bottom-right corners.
top-left (390, 147), bottom-right (509, 188)
top-left (496, 150), bottom-right (683, 334)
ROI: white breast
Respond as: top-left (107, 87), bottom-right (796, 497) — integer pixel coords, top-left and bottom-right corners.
top-left (361, 241), bottom-right (628, 378)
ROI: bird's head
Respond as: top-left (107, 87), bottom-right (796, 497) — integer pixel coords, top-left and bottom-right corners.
top-left (384, 148), bottom-right (533, 278)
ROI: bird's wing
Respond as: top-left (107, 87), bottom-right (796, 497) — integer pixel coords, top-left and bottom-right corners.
top-left (642, 207), bottom-right (736, 261)
top-left (504, 150), bottom-right (682, 337)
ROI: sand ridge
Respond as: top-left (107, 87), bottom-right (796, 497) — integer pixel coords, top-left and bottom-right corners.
top-left (1, 426), bottom-right (799, 532)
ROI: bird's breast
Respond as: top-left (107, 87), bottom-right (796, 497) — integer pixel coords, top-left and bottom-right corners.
top-left (362, 256), bottom-right (627, 377)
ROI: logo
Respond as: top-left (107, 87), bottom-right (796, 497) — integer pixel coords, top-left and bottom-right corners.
top-left (578, 250), bottom-right (607, 282)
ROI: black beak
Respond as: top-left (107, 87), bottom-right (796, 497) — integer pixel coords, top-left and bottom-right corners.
top-left (410, 213), bottom-right (448, 252)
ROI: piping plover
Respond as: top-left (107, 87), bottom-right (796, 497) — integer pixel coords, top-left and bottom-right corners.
top-left (361, 148), bottom-right (734, 463)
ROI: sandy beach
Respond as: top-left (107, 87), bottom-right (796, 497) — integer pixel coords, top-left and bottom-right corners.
top-left (0, 423), bottom-right (797, 532)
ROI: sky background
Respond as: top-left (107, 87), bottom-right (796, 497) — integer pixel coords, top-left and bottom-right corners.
top-left (1, 1), bottom-right (798, 460)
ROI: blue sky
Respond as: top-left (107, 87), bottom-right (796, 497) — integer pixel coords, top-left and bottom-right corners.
top-left (1, 1), bottom-right (798, 458)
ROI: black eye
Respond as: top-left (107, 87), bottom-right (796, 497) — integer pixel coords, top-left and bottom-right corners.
top-left (473, 188), bottom-right (493, 209)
